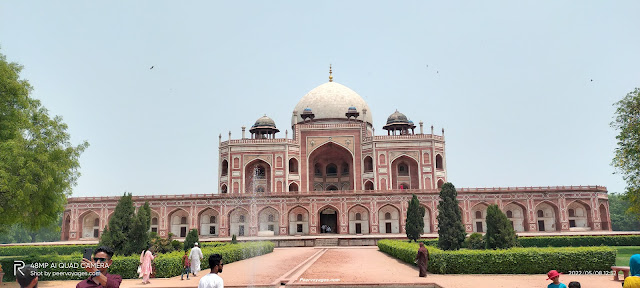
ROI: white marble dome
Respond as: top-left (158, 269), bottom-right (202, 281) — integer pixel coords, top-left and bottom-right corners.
top-left (292, 82), bottom-right (373, 126)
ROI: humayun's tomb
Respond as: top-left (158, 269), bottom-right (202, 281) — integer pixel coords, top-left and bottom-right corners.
top-left (61, 70), bottom-right (611, 241)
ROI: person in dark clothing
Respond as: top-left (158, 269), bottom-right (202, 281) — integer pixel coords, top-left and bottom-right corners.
top-left (415, 242), bottom-right (429, 277)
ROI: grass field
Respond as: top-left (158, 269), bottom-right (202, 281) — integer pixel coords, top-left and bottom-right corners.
top-left (614, 246), bottom-right (639, 266)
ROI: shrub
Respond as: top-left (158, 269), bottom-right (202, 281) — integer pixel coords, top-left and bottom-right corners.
top-left (184, 229), bottom-right (199, 251)
top-left (464, 233), bottom-right (485, 249)
top-left (485, 205), bottom-right (518, 249)
top-left (0, 244), bottom-right (96, 256)
top-left (406, 194), bottom-right (425, 242)
top-left (231, 234), bottom-right (238, 244)
top-left (437, 183), bottom-right (466, 250)
top-left (1, 241), bottom-right (274, 282)
top-left (378, 239), bottom-right (616, 274)
top-left (518, 235), bottom-right (640, 247)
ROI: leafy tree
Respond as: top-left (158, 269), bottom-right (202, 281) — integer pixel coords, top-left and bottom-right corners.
top-left (405, 194), bottom-right (425, 242)
top-left (612, 88), bottom-right (640, 215)
top-left (609, 193), bottom-right (640, 231)
top-left (484, 204), bottom-right (518, 249)
top-left (184, 229), bottom-right (199, 251)
top-left (0, 51), bottom-right (89, 234)
top-left (437, 182), bottom-right (466, 250)
top-left (0, 213), bottom-right (62, 243)
top-left (99, 193), bottom-right (151, 256)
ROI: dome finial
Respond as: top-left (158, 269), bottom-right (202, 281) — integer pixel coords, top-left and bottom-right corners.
top-left (329, 64), bottom-right (333, 82)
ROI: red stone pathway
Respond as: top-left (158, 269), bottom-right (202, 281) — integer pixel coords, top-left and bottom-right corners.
top-left (0, 246), bottom-right (625, 288)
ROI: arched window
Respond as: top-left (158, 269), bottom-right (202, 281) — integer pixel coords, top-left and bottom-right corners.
top-left (385, 212), bottom-right (391, 220)
top-left (255, 166), bottom-right (266, 179)
top-left (297, 214), bottom-right (303, 222)
top-left (152, 217), bottom-right (158, 225)
top-left (327, 185), bottom-right (338, 191)
top-left (289, 182), bottom-right (298, 192)
top-left (568, 209), bottom-right (575, 217)
top-left (326, 164), bottom-right (338, 176)
top-left (221, 184), bottom-right (228, 194)
top-left (436, 154), bottom-right (443, 169)
top-left (364, 181), bottom-right (374, 190)
top-left (355, 213), bottom-right (362, 220)
top-left (239, 215), bottom-right (245, 223)
top-left (256, 186), bottom-right (265, 193)
top-left (398, 163), bottom-right (409, 176)
top-left (506, 210), bottom-right (513, 218)
top-left (221, 160), bottom-right (229, 176)
top-left (210, 216), bottom-right (216, 223)
top-left (437, 179), bottom-right (444, 189)
top-left (181, 217), bottom-right (187, 225)
top-left (364, 156), bottom-right (373, 172)
top-left (475, 211), bottom-right (482, 219)
top-left (93, 218), bottom-right (99, 226)
top-left (289, 158), bottom-right (298, 173)
top-left (268, 214), bottom-right (274, 222)
top-left (537, 210), bottom-right (544, 217)
top-left (314, 163), bottom-right (322, 176)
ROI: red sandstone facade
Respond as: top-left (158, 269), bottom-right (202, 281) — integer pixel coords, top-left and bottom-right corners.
top-left (61, 80), bottom-right (611, 241)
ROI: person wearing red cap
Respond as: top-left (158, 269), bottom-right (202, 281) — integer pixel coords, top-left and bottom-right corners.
top-left (546, 270), bottom-right (567, 288)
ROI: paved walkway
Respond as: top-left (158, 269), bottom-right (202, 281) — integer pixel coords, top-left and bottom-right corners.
top-left (0, 247), bottom-right (628, 288)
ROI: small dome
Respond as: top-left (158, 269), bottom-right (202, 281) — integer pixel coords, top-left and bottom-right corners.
top-left (386, 110), bottom-right (409, 125)
top-left (303, 107), bottom-right (313, 113)
top-left (348, 106), bottom-right (358, 111)
top-left (252, 115), bottom-right (276, 128)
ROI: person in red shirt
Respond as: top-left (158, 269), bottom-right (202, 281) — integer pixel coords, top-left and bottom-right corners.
top-left (77, 246), bottom-right (122, 288)
top-left (181, 250), bottom-right (191, 280)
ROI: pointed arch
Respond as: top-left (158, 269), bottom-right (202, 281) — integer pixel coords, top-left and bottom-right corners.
top-left (228, 207), bottom-right (250, 237)
top-left (421, 205), bottom-right (432, 233)
top-left (318, 204), bottom-right (341, 234)
top-left (503, 201), bottom-right (528, 232)
top-left (471, 203), bottom-right (489, 233)
top-left (79, 210), bottom-right (100, 239)
top-left (288, 206), bottom-right (310, 235)
top-left (348, 204), bottom-right (370, 234)
top-left (566, 200), bottom-right (593, 230)
top-left (535, 201), bottom-right (560, 232)
top-left (168, 208), bottom-right (190, 237)
top-left (258, 206), bottom-right (280, 235)
top-left (378, 204), bottom-right (401, 234)
top-left (244, 159), bottom-right (272, 193)
top-left (198, 208), bottom-right (220, 236)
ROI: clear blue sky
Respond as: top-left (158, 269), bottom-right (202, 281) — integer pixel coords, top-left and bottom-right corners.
top-left (1, 1), bottom-right (639, 197)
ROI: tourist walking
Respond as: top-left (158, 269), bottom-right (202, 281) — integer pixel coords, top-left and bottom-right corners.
top-left (198, 254), bottom-right (224, 288)
top-left (415, 242), bottom-right (429, 277)
top-left (181, 250), bottom-right (191, 280)
top-left (139, 248), bottom-right (155, 284)
top-left (189, 242), bottom-right (204, 276)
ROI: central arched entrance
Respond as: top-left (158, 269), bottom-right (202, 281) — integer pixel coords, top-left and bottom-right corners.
top-left (319, 206), bottom-right (339, 233)
top-left (308, 142), bottom-right (354, 191)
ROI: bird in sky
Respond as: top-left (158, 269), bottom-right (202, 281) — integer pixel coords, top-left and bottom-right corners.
top-left (150, 66), bottom-right (154, 70)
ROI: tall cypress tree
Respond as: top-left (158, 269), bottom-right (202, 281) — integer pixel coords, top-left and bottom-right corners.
top-left (184, 228), bottom-right (199, 251)
top-left (406, 194), bottom-right (425, 242)
top-left (484, 204), bottom-right (518, 249)
top-left (437, 182), bottom-right (466, 250)
top-left (99, 193), bottom-right (151, 256)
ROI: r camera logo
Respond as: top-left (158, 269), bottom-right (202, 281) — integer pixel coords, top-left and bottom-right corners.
top-left (14, 260), bottom-right (25, 277)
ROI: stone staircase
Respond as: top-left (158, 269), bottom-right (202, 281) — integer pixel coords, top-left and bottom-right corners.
top-left (315, 238), bottom-right (339, 246)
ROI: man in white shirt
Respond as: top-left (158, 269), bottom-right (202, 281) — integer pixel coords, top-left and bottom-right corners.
top-left (198, 254), bottom-right (224, 288)
top-left (189, 242), bottom-right (204, 276)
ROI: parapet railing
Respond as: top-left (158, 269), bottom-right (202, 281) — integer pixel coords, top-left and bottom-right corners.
top-left (67, 185), bottom-right (607, 203)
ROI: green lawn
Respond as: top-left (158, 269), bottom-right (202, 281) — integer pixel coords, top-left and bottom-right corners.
top-left (614, 246), bottom-right (640, 266)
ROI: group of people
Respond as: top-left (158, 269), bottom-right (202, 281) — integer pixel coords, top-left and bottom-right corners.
top-left (320, 224), bottom-right (333, 233)
top-left (545, 254), bottom-right (640, 288)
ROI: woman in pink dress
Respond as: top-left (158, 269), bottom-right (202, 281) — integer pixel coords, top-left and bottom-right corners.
top-left (139, 248), bottom-right (155, 284)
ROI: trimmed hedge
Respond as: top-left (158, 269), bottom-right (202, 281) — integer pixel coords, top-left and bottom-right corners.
top-left (1, 241), bottom-right (274, 282)
top-left (378, 239), bottom-right (616, 274)
top-left (417, 235), bottom-right (640, 248)
top-left (0, 244), bottom-right (96, 256)
top-left (518, 235), bottom-right (640, 247)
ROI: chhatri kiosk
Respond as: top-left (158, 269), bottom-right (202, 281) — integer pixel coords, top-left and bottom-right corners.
top-left (62, 70), bottom-right (610, 241)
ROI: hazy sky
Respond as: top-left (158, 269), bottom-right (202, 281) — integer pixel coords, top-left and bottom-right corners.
top-left (1, 1), bottom-right (639, 197)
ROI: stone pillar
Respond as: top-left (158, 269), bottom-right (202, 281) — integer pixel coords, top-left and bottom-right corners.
top-left (241, 126), bottom-right (246, 139)
top-left (419, 121), bottom-right (424, 134)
